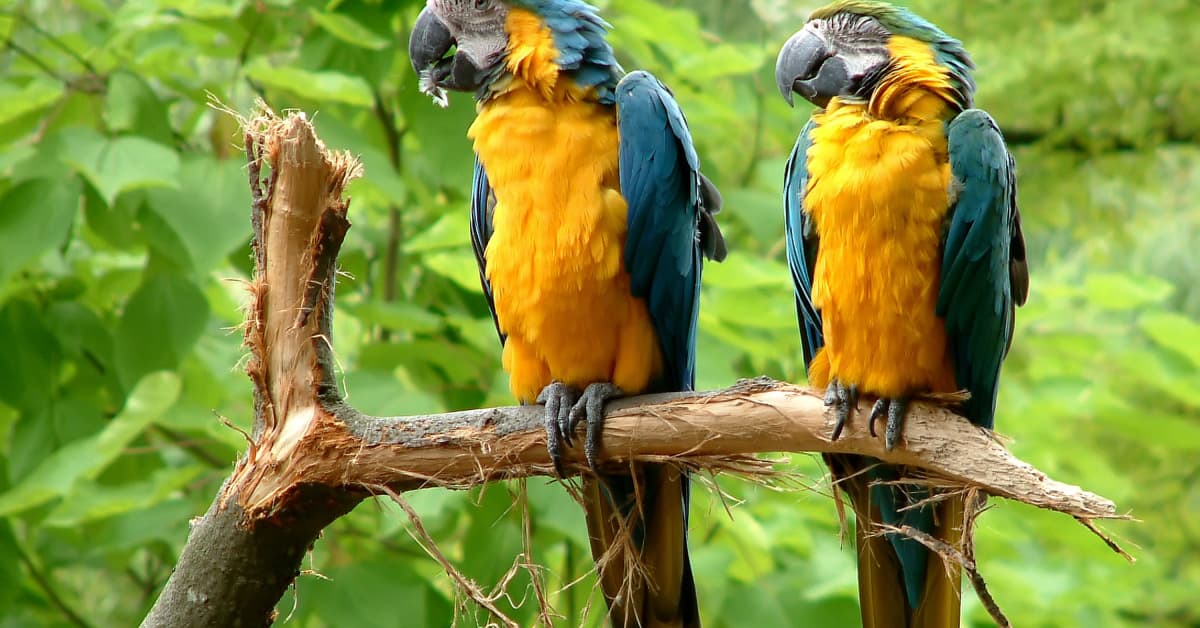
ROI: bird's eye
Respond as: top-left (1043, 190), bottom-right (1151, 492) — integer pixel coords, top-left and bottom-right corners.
top-left (473, 0), bottom-right (488, 7)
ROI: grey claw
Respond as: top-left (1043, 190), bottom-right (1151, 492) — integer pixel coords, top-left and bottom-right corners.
top-left (885, 398), bottom-right (908, 451)
top-left (572, 383), bottom-right (622, 474)
top-left (538, 382), bottom-right (578, 476)
top-left (868, 399), bottom-right (887, 438)
top-left (828, 380), bottom-right (858, 441)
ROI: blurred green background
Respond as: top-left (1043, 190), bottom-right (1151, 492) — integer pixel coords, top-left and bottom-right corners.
top-left (1, 0), bottom-right (1198, 625)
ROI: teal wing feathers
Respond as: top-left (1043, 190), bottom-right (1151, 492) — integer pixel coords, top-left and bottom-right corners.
top-left (939, 109), bottom-right (1029, 429)
top-left (469, 157), bottom-right (504, 344)
top-left (615, 70), bottom-right (725, 393)
top-left (783, 119), bottom-right (824, 366)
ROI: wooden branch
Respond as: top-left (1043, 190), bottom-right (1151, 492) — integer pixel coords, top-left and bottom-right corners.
top-left (142, 103), bottom-right (1125, 627)
top-left (259, 383), bottom-right (1115, 522)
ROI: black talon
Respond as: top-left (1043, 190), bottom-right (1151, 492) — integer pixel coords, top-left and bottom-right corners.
top-left (885, 397), bottom-right (908, 451)
top-left (868, 398), bottom-right (888, 438)
top-left (828, 380), bottom-right (859, 441)
top-left (866, 397), bottom-right (910, 450)
top-left (537, 382), bottom-right (579, 477)
top-left (569, 382), bottom-right (622, 473)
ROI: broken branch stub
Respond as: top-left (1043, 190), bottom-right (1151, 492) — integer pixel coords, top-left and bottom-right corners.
top-left (226, 104), bottom-right (363, 513)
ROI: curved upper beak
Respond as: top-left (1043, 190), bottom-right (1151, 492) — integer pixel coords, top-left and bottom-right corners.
top-left (409, 7), bottom-right (455, 76)
top-left (775, 24), bottom-right (839, 108)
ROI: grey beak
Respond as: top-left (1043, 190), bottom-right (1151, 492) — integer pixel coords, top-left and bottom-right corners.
top-left (775, 25), bottom-right (835, 107)
top-left (409, 7), bottom-right (455, 75)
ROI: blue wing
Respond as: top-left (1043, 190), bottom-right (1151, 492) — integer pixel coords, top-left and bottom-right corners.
top-left (938, 109), bottom-right (1029, 429)
top-left (615, 71), bottom-right (725, 393)
top-left (469, 157), bottom-right (504, 344)
top-left (784, 119), bottom-right (824, 370)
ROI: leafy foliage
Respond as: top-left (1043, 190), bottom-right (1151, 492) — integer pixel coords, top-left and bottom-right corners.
top-left (1, 0), bottom-right (1197, 626)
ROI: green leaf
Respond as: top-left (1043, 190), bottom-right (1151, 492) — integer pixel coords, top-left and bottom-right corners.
top-left (1084, 272), bottom-right (1174, 310)
top-left (308, 9), bottom-right (390, 50)
top-left (6, 407), bottom-right (56, 485)
top-left (104, 72), bottom-right (175, 144)
top-left (0, 371), bottom-right (180, 517)
top-left (0, 177), bottom-right (80, 289)
top-left (244, 59), bottom-right (374, 107)
top-left (345, 301), bottom-right (444, 333)
top-left (404, 212), bottom-right (472, 253)
top-left (144, 156), bottom-right (251, 273)
top-left (168, 0), bottom-right (241, 19)
top-left (43, 466), bottom-right (204, 527)
top-left (679, 43), bottom-right (766, 81)
top-left (0, 301), bottom-right (63, 413)
top-left (702, 254), bottom-right (790, 290)
top-left (424, 250), bottom-right (486, 293)
top-left (304, 559), bottom-right (451, 627)
top-left (114, 274), bottom-right (209, 389)
top-left (59, 128), bottom-right (180, 205)
top-left (88, 497), bottom-right (196, 552)
top-left (341, 369), bottom-right (443, 416)
top-left (0, 79), bottom-right (63, 126)
top-left (716, 580), bottom-right (792, 626)
top-left (82, 185), bottom-right (143, 250)
top-left (0, 521), bottom-right (20, 609)
top-left (1139, 311), bottom-right (1200, 368)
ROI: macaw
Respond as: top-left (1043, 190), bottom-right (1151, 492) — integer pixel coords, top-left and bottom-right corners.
top-left (774, 2), bottom-right (1028, 626)
top-left (409, 1), bottom-right (725, 626)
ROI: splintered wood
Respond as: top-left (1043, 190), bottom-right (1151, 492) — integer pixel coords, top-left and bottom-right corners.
top-left (225, 102), bottom-right (362, 512)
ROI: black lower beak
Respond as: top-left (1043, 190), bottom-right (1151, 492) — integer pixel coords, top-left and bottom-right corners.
top-left (775, 26), bottom-right (844, 109)
top-left (409, 8), bottom-right (455, 76)
top-left (409, 7), bottom-right (490, 96)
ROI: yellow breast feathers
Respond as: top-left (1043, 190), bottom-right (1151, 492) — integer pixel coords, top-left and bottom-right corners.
top-left (467, 9), bottom-right (661, 402)
top-left (803, 36), bottom-right (963, 398)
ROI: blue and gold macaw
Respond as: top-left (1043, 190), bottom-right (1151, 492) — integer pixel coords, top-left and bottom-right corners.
top-left (775, 2), bottom-right (1028, 625)
top-left (410, 1), bottom-right (725, 625)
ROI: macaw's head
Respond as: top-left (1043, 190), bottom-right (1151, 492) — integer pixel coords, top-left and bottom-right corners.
top-left (409, 0), bottom-right (618, 104)
top-left (774, 0), bottom-right (973, 110)
top-left (409, 0), bottom-right (509, 100)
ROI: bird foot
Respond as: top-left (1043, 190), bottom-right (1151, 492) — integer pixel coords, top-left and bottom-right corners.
top-left (868, 396), bottom-right (909, 451)
top-left (574, 383), bottom-right (623, 473)
top-left (825, 379), bottom-right (859, 441)
top-left (538, 381), bottom-right (623, 476)
top-left (539, 381), bottom-right (579, 477)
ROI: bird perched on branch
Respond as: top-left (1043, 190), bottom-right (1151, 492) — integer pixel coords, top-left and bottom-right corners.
top-left (776, 1), bottom-right (1028, 625)
top-left (410, 1), bottom-right (725, 625)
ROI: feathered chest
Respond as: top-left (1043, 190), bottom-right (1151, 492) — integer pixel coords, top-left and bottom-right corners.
top-left (467, 87), bottom-right (663, 400)
top-left (468, 88), bottom-right (627, 297)
top-left (802, 101), bottom-right (957, 396)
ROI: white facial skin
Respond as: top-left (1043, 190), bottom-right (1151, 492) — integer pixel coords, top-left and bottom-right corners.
top-left (427, 0), bottom-right (510, 69)
top-left (809, 14), bottom-right (891, 97)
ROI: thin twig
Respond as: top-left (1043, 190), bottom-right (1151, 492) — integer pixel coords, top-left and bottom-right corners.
top-left (18, 13), bottom-right (99, 74)
top-left (375, 485), bottom-right (519, 628)
top-left (1075, 516), bottom-right (1137, 563)
top-left (518, 481), bottom-right (557, 626)
top-left (6, 40), bottom-right (71, 83)
top-left (879, 523), bottom-right (1011, 628)
top-left (16, 544), bottom-right (95, 628)
top-left (148, 425), bottom-right (226, 468)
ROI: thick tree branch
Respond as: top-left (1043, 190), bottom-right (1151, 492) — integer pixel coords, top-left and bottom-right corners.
top-left (245, 384), bottom-right (1115, 521)
top-left (143, 103), bottom-right (1126, 627)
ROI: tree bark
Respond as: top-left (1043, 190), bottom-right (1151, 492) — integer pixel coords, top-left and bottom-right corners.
top-left (141, 103), bottom-right (1124, 627)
